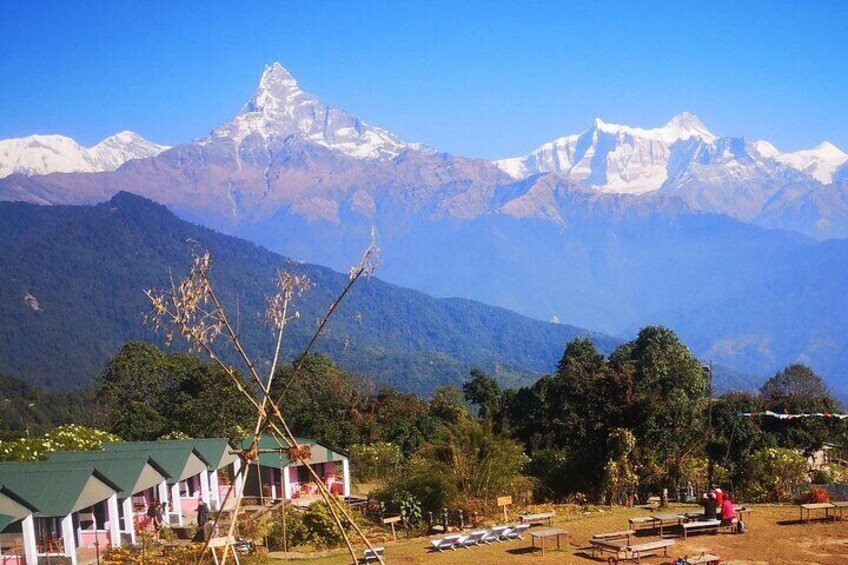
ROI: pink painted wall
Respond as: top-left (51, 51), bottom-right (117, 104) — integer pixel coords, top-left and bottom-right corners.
top-left (79, 530), bottom-right (110, 548)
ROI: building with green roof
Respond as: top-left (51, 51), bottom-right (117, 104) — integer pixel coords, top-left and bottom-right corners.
top-left (238, 436), bottom-right (349, 505)
top-left (102, 441), bottom-right (211, 527)
top-left (0, 462), bottom-right (123, 565)
top-left (49, 451), bottom-right (171, 544)
top-left (0, 485), bottom-right (39, 565)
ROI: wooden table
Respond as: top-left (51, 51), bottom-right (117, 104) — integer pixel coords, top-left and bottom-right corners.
top-left (800, 502), bottom-right (836, 523)
top-left (650, 513), bottom-right (686, 537)
top-left (529, 528), bottom-right (569, 555)
top-left (832, 501), bottom-right (848, 521)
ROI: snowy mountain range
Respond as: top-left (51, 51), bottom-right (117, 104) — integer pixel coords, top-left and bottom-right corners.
top-left (2, 61), bottom-right (848, 397)
top-left (0, 131), bottom-right (169, 179)
top-left (494, 112), bottom-right (847, 192)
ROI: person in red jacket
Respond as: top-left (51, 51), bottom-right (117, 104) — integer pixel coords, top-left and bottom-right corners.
top-left (713, 487), bottom-right (724, 508)
top-left (720, 494), bottom-right (736, 525)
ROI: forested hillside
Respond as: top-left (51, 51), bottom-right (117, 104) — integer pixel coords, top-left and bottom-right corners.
top-left (0, 192), bottom-right (619, 394)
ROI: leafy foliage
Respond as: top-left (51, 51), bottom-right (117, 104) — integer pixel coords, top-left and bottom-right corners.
top-left (348, 442), bottom-right (403, 483)
top-left (742, 447), bottom-right (808, 502)
top-left (96, 341), bottom-right (253, 440)
top-left (0, 424), bottom-right (120, 461)
top-left (506, 329), bottom-right (709, 501)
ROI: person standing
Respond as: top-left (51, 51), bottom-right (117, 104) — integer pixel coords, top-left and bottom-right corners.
top-left (196, 498), bottom-right (210, 541)
top-left (147, 502), bottom-right (163, 542)
top-left (197, 498), bottom-right (209, 528)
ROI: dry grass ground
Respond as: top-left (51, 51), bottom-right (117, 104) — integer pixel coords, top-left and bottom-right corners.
top-left (261, 504), bottom-right (848, 565)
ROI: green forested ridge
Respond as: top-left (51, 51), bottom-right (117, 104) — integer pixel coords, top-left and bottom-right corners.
top-left (0, 192), bottom-right (620, 394)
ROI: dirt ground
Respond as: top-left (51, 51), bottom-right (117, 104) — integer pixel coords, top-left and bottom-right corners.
top-left (265, 504), bottom-right (848, 565)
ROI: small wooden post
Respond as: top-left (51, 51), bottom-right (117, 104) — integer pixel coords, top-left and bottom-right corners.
top-left (497, 496), bottom-right (513, 523)
top-left (382, 516), bottom-right (401, 542)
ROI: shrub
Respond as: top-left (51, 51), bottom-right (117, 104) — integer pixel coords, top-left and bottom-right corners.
top-left (266, 507), bottom-right (308, 551)
top-left (265, 500), bottom-right (343, 550)
top-left (810, 464), bottom-right (848, 485)
top-left (378, 490), bottom-right (423, 527)
top-left (799, 487), bottom-right (830, 504)
top-left (349, 442), bottom-right (402, 483)
top-left (743, 447), bottom-right (808, 502)
top-left (0, 425), bottom-right (121, 461)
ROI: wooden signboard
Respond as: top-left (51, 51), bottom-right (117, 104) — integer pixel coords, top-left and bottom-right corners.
top-left (383, 515), bottom-right (402, 541)
top-left (497, 495), bottom-right (513, 521)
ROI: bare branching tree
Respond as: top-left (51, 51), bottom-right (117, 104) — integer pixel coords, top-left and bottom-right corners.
top-left (145, 237), bottom-right (382, 565)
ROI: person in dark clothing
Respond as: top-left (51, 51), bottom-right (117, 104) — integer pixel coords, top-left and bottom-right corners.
top-left (197, 498), bottom-right (209, 527)
top-left (147, 501), bottom-right (163, 542)
top-left (701, 491), bottom-right (718, 520)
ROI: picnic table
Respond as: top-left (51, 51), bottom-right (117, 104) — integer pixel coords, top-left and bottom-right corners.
top-left (800, 502), bottom-right (836, 523)
top-left (649, 513), bottom-right (686, 537)
top-left (833, 501), bottom-right (848, 521)
top-left (528, 527), bottom-right (569, 555)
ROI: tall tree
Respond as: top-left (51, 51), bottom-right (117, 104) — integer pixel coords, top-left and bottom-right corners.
top-left (462, 369), bottom-right (502, 421)
top-left (96, 342), bottom-right (171, 440)
top-left (612, 326), bottom-right (709, 491)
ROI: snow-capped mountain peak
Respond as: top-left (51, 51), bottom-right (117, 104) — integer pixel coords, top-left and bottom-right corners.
top-left (752, 139), bottom-right (848, 184)
top-left (494, 112), bottom-right (717, 193)
top-left (664, 112), bottom-right (716, 142)
top-left (0, 131), bottom-right (169, 179)
top-left (212, 61), bottom-right (419, 160)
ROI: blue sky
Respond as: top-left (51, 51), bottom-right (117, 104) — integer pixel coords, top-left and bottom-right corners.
top-left (1, 0), bottom-right (846, 158)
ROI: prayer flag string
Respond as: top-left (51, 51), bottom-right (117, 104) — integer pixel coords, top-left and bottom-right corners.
top-left (736, 411), bottom-right (848, 420)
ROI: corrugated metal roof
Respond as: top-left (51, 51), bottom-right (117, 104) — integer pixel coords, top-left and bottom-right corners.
top-left (140, 439), bottom-right (237, 471)
top-left (238, 436), bottom-right (345, 468)
top-left (102, 443), bottom-right (209, 484)
top-left (0, 513), bottom-right (13, 531)
top-left (0, 463), bottom-right (119, 517)
top-left (48, 452), bottom-right (169, 497)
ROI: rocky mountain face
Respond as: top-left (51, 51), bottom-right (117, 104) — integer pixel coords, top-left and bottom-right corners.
top-left (0, 131), bottom-right (169, 179)
top-left (2, 62), bottom-right (848, 396)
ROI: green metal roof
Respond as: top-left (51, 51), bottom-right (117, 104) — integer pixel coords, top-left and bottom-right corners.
top-left (0, 462), bottom-right (120, 517)
top-left (0, 514), bottom-right (13, 531)
top-left (49, 452), bottom-right (170, 497)
top-left (0, 485), bottom-right (38, 526)
top-left (140, 439), bottom-right (237, 471)
top-left (238, 436), bottom-right (345, 468)
top-left (102, 442), bottom-right (210, 484)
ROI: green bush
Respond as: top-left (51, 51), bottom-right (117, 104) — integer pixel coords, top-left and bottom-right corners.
top-left (378, 490), bottom-right (423, 527)
top-left (743, 447), bottom-right (809, 502)
top-left (0, 425), bottom-right (120, 461)
top-left (349, 442), bottom-right (402, 483)
top-left (265, 501), bottom-right (343, 550)
top-left (266, 508), bottom-right (307, 551)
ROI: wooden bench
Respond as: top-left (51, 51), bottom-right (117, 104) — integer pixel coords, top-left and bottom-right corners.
top-left (590, 539), bottom-right (628, 560)
top-left (628, 517), bottom-right (657, 532)
top-left (519, 512), bottom-right (555, 526)
top-left (605, 538), bottom-right (676, 564)
top-left (589, 531), bottom-right (635, 560)
top-left (626, 539), bottom-right (676, 564)
top-left (591, 529), bottom-right (635, 543)
top-left (681, 520), bottom-right (734, 539)
top-left (800, 502), bottom-right (836, 523)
